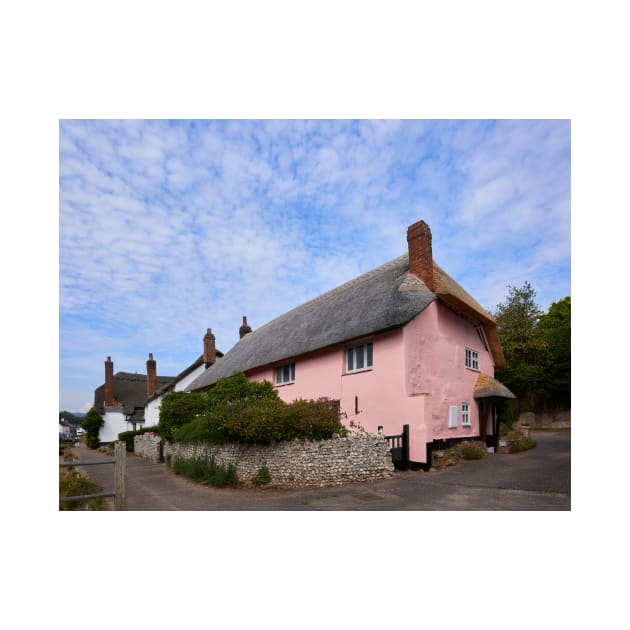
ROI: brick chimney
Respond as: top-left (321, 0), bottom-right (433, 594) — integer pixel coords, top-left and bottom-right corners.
top-left (407, 220), bottom-right (435, 292)
top-left (239, 316), bottom-right (252, 339)
top-left (203, 328), bottom-right (216, 367)
top-left (104, 356), bottom-right (118, 407)
top-left (146, 353), bottom-right (157, 398)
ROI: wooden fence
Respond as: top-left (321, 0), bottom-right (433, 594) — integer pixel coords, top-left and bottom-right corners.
top-left (59, 441), bottom-right (126, 510)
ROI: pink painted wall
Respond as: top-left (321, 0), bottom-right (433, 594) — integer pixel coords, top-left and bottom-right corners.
top-left (247, 329), bottom-right (427, 462)
top-left (403, 301), bottom-right (495, 441)
top-left (246, 300), bottom-right (495, 463)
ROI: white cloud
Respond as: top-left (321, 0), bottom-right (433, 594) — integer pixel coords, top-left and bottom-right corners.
top-left (59, 119), bottom-right (570, 411)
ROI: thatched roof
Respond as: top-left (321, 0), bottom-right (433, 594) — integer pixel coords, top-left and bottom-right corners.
top-left (433, 263), bottom-right (506, 368)
top-left (188, 252), bottom-right (507, 392)
top-left (188, 255), bottom-right (436, 391)
top-left (473, 372), bottom-right (515, 399)
top-left (94, 372), bottom-right (176, 417)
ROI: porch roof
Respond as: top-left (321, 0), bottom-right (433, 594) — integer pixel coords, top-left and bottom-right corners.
top-left (473, 372), bottom-right (516, 399)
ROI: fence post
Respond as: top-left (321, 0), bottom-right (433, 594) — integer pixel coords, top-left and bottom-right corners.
top-left (114, 441), bottom-right (127, 511)
top-left (402, 424), bottom-right (410, 469)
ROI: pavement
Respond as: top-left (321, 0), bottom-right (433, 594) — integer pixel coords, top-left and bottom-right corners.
top-left (63, 430), bottom-right (570, 510)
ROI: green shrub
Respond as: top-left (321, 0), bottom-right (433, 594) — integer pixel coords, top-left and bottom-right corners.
top-left (206, 372), bottom-right (279, 410)
top-left (252, 465), bottom-right (271, 486)
top-left (283, 398), bottom-right (343, 441)
top-left (158, 391), bottom-right (208, 441)
top-left (172, 455), bottom-right (239, 487)
top-left (82, 407), bottom-right (104, 450)
top-left (511, 437), bottom-right (537, 452)
top-left (458, 441), bottom-right (488, 460)
top-left (172, 395), bottom-right (344, 445)
top-left (59, 470), bottom-right (105, 510)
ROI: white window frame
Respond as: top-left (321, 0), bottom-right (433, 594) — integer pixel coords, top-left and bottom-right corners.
top-left (275, 362), bottom-right (295, 386)
top-left (448, 405), bottom-right (459, 429)
top-left (345, 342), bottom-right (373, 374)
top-left (465, 347), bottom-right (480, 371)
top-left (461, 402), bottom-right (471, 426)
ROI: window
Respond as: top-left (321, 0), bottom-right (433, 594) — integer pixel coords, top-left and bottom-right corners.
top-left (275, 363), bottom-right (295, 385)
top-left (465, 347), bottom-right (479, 370)
top-left (448, 405), bottom-right (458, 428)
top-left (461, 402), bottom-right (470, 426)
top-left (346, 342), bottom-right (373, 373)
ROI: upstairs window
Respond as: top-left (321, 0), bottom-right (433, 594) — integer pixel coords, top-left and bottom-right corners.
top-left (275, 363), bottom-right (295, 385)
top-left (346, 342), bottom-right (373, 373)
top-left (465, 347), bottom-right (479, 371)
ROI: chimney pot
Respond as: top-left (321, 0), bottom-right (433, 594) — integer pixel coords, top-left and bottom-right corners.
top-left (146, 353), bottom-right (157, 398)
top-left (407, 220), bottom-right (435, 292)
top-left (104, 356), bottom-right (117, 407)
top-left (239, 315), bottom-right (253, 339)
top-left (204, 328), bottom-right (217, 367)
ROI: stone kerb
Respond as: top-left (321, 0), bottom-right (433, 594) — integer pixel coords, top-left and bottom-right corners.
top-left (134, 433), bottom-right (395, 487)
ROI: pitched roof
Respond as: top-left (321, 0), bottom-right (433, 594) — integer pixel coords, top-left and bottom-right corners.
top-left (188, 255), bottom-right (434, 391)
top-left (433, 263), bottom-right (506, 368)
top-left (186, 254), bottom-right (509, 391)
top-left (94, 372), bottom-right (176, 416)
top-left (187, 253), bottom-right (506, 392)
top-left (473, 372), bottom-right (515, 399)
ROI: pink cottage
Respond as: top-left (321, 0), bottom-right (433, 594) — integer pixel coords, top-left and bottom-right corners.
top-left (187, 220), bottom-right (514, 468)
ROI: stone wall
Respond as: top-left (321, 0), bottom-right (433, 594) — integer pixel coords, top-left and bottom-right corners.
top-left (134, 433), bottom-right (162, 462)
top-left (134, 433), bottom-right (395, 487)
top-left (516, 409), bottom-right (571, 429)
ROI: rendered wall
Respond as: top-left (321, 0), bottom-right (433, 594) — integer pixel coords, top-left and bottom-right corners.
top-left (247, 329), bottom-right (427, 462)
top-left (404, 301), bottom-right (495, 441)
top-left (243, 302), bottom-right (495, 464)
top-left (101, 409), bottom-right (129, 442)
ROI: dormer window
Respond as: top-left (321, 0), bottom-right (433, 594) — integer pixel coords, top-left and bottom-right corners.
top-left (475, 325), bottom-right (489, 351)
top-left (346, 342), bottom-right (373, 373)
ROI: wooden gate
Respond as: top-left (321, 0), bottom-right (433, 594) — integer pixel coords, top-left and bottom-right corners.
top-left (385, 424), bottom-right (409, 470)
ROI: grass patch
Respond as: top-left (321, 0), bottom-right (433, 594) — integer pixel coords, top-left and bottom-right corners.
top-left (59, 469), bottom-right (106, 510)
top-left (510, 437), bottom-right (537, 452)
top-left (172, 455), bottom-right (239, 487)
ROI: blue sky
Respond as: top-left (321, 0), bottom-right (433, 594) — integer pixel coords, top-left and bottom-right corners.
top-left (59, 119), bottom-right (570, 413)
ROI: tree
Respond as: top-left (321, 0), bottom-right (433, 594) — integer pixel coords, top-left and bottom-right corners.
top-left (493, 283), bottom-right (571, 420)
top-left (59, 411), bottom-right (81, 425)
top-left (535, 297), bottom-right (571, 409)
top-left (493, 282), bottom-right (547, 416)
top-left (81, 408), bottom-right (104, 449)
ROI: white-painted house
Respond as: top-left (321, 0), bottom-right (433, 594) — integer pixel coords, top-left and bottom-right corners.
top-left (93, 330), bottom-right (223, 443)
top-left (145, 329), bottom-right (222, 424)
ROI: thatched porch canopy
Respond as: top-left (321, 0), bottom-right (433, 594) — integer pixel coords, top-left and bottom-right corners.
top-left (474, 372), bottom-right (515, 399)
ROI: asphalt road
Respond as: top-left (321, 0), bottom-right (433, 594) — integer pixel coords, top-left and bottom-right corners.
top-left (66, 430), bottom-right (570, 510)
